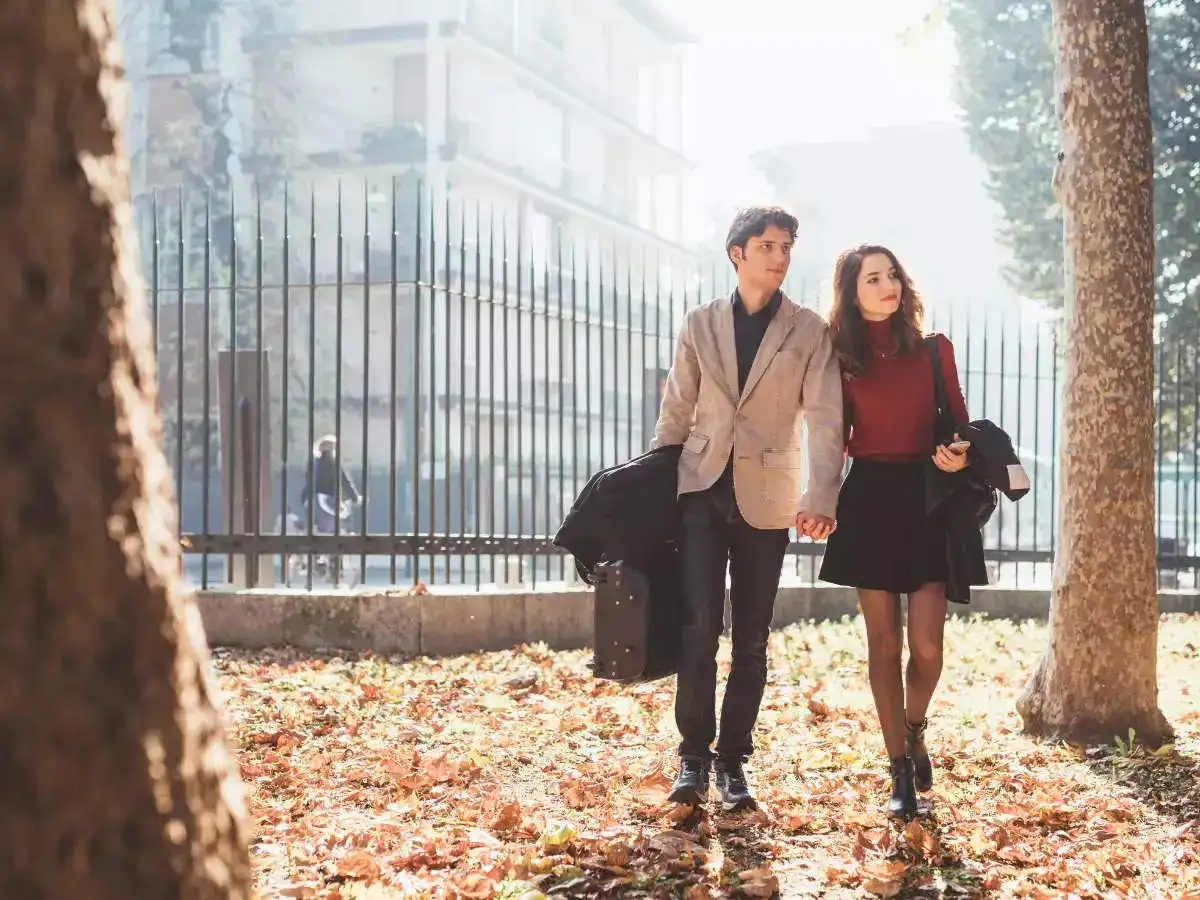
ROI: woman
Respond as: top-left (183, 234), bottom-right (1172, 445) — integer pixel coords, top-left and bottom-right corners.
top-left (818, 244), bottom-right (987, 819)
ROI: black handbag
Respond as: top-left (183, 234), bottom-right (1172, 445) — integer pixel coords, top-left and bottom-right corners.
top-left (924, 335), bottom-right (967, 514)
top-left (924, 335), bottom-right (959, 448)
top-left (924, 336), bottom-right (997, 528)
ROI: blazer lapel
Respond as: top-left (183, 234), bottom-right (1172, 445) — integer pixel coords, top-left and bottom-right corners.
top-left (739, 297), bottom-right (797, 404)
top-left (714, 294), bottom-right (740, 402)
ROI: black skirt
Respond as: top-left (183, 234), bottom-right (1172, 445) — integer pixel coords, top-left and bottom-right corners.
top-left (819, 459), bottom-right (978, 598)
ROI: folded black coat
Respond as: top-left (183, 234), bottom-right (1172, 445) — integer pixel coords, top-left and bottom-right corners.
top-left (926, 419), bottom-right (1030, 602)
top-left (554, 443), bottom-right (683, 582)
top-left (554, 444), bottom-right (684, 683)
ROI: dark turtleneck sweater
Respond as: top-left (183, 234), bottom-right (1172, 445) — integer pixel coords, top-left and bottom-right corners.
top-left (843, 319), bottom-right (969, 461)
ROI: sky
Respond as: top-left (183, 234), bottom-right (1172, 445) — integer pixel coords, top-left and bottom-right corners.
top-left (658, 0), bottom-right (962, 213)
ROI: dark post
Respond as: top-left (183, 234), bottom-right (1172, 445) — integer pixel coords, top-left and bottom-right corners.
top-left (218, 349), bottom-right (273, 587)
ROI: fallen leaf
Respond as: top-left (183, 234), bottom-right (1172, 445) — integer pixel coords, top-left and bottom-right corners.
top-left (491, 799), bottom-right (522, 832)
top-left (540, 821), bottom-right (576, 852)
top-left (738, 866), bottom-right (780, 897)
top-left (634, 766), bottom-right (674, 807)
top-left (648, 829), bottom-right (704, 856)
top-left (453, 874), bottom-right (495, 899)
top-left (335, 851), bottom-right (380, 881)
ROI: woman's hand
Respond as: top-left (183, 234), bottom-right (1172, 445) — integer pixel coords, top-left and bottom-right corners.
top-left (795, 512), bottom-right (836, 541)
top-left (933, 436), bottom-right (969, 473)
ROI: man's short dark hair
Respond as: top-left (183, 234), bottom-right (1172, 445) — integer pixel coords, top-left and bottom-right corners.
top-left (725, 206), bottom-right (799, 267)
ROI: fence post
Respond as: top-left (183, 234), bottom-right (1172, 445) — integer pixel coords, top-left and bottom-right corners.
top-left (217, 349), bottom-right (273, 588)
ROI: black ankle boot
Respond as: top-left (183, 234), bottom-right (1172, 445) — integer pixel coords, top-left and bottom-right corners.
top-left (714, 757), bottom-right (757, 813)
top-left (888, 756), bottom-right (917, 819)
top-left (905, 717), bottom-right (932, 792)
top-left (668, 755), bottom-right (710, 805)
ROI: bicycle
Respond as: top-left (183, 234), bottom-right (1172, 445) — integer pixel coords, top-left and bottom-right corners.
top-left (286, 495), bottom-right (363, 588)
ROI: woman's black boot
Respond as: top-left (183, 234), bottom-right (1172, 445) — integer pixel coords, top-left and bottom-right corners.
top-left (905, 716), bottom-right (932, 792)
top-left (888, 755), bottom-right (918, 820)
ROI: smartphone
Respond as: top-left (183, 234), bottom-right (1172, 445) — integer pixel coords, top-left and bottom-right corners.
top-left (948, 440), bottom-right (971, 454)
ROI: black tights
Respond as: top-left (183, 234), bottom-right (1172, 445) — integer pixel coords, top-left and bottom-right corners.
top-left (858, 585), bottom-right (948, 758)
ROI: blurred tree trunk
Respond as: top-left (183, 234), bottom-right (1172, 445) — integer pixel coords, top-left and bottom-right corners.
top-left (1017, 0), bottom-right (1171, 746)
top-left (0, 2), bottom-right (251, 897)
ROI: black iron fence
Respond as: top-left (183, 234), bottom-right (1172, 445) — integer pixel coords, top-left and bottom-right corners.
top-left (139, 181), bottom-right (1200, 591)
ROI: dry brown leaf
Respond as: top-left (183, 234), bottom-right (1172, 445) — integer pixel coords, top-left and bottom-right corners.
top-left (902, 819), bottom-right (939, 859)
top-left (860, 858), bottom-right (909, 896)
top-left (807, 698), bottom-right (830, 722)
top-left (634, 766), bottom-right (674, 807)
top-left (491, 799), bottom-right (522, 832)
top-left (648, 829), bottom-right (704, 857)
top-left (858, 827), bottom-right (892, 852)
top-left (453, 874), bottom-right (495, 899)
top-left (213, 615), bottom-right (1200, 899)
top-left (861, 878), bottom-right (903, 898)
top-left (737, 866), bottom-right (780, 897)
top-left (335, 851), bottom-right (380, 881)
top-left (779, 810), bottom-right (814, 832)
top-left (665, 803), bottom-right (697, 823)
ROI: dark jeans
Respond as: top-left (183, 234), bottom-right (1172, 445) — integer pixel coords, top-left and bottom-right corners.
top-left (675, 482), bottom-right (789, 763)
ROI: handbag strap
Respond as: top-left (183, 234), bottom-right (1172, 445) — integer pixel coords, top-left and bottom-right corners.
top-left (925, 335), bottom-right (952, 446)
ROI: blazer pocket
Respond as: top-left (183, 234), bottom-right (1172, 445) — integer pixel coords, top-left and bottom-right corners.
top-left (762, 448), bottom-right (803, 469)
top-left (684, 432), bottom-right (710, 454)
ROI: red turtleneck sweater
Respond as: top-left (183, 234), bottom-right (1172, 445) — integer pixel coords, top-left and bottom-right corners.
top-left (843, 319), bottom-right (969, 461)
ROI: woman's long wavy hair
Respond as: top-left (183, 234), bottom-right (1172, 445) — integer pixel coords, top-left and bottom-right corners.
top-left (828, 244), bottom-right (925, 378)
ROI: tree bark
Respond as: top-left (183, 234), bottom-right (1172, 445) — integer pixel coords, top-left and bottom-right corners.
top-left (1017, 0), bottom-right (1171, 746)
top-left (0, 2), bottom-right (251, 897)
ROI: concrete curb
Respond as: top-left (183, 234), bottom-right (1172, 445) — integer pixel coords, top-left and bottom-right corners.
top-left (194, 584), bottom-right (1200, 658)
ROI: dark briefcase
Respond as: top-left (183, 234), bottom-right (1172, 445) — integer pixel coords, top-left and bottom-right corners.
top-left (590, 551), bottom-right (681, 684)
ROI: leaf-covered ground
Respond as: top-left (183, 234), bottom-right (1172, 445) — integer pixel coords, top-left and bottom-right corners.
top-left (215, 613), bottom-right (1200, 899)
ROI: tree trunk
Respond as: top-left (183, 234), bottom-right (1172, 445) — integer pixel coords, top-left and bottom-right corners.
top-left (1017, 0), bottom-right (1171, 746)
top-left (0, 3), bottom-right (251, 897)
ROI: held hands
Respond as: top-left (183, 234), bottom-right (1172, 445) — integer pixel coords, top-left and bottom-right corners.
top-left (795, 512), bottom-right (836, 542)
top-left (933, 434), bottom-right (970, 473)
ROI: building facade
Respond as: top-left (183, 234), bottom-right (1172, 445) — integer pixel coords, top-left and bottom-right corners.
top-left (121, 0), bottom-right (697, 583)
top-left (125, 0), bottom-right (693, 259)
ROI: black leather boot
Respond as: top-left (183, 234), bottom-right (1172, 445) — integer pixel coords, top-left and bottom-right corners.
top-left (906, 717), bottom-right (932, 792)
top-left (714, 758), bottom-right (757, 812)
top-left (668, 755), bottom-right (710, 805)
top-left (888, 755), bottom-right (918, 819)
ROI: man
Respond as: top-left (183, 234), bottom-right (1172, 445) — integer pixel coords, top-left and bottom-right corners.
top-left (300, 435), bottom-right (361, 534)
top-left (650, 206), bottom-right (844, 811)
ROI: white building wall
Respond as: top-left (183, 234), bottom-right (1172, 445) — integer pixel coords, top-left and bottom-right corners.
top-left (292, 48), bottom-right (397, 154)
top-left (290, 0), bottom-right (436, 33)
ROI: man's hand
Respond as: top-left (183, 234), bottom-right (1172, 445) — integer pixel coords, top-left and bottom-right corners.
top-left (795, 513), bottom-right (836, 542)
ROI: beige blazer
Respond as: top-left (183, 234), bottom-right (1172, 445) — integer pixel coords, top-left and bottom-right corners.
top-left (650, 293), bottom-right (844, 529)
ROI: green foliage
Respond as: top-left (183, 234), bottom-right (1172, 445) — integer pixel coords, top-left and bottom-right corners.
top-left (947, 0), bottom-right (1200, 445)
top-left (945, 0), bottom-right (1062, 305)
top-left (947, 1), bottom-right (1199, 313)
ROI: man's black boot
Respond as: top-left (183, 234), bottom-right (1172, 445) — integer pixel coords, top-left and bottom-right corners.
top-left (668, 755), bottom-right (710, 805)
top-left (714, 758), bottom-right (757, 812)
